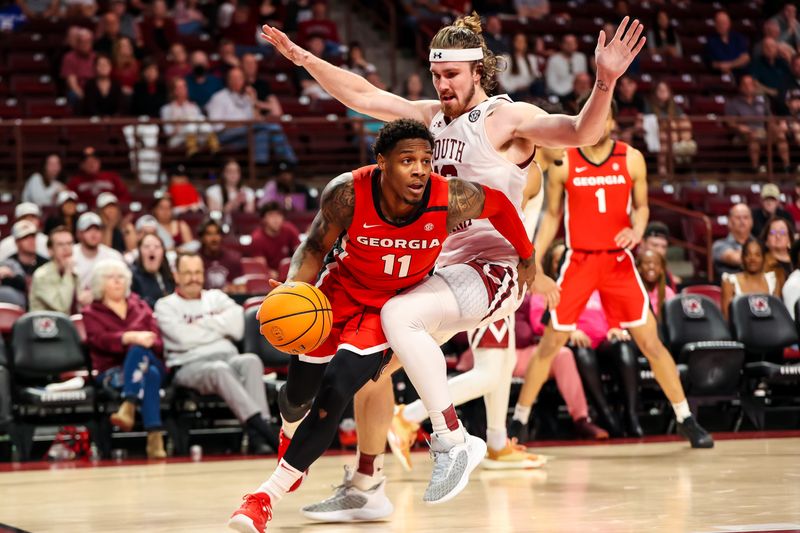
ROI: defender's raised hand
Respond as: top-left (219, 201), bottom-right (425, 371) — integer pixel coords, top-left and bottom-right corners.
top-left (595, 16), bottom-right (646, 81)
top-left (261, 24), bottom-right (309, 66)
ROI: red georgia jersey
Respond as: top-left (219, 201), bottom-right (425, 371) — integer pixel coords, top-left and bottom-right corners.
top-left (326, 165), bottom-right (450, 308)
top-left (564, 141), bottom-right (633, 251)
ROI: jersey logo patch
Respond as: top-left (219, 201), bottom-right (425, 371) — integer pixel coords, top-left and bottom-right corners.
top-left (612, 162), bottom-right (620, 171)
top-left (363, 223), bottom-right (380, 229)
top-left (575, 166), bottom-right (588, 173)
top-left (424, 223), bottom-right (434, 231)
top-left (468, 109), bottom-right (481, 122)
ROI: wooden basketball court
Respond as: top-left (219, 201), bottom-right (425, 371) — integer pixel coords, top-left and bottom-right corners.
top-left (1, 434), bottom-right (799, 533)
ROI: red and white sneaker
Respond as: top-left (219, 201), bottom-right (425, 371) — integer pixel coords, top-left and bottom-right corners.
top-left (228, 493), bottom-right (272, 533)
top-left (278, 428), bottom-right (306, 493)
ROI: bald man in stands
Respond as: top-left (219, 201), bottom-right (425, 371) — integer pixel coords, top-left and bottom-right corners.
top-left (712, 203), bottom-right (753, 278)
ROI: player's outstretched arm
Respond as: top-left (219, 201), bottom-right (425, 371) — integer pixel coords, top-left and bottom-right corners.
top-left (261, 24), bottom-right (439, 123)
top-left (447, 179), bottom-right (535, 296)
top-left (283, 173), bottom-right (354, 285)
top-left (495, 16), bottom-right (645, 148)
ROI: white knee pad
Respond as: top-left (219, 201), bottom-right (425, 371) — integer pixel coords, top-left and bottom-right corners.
top-left (436, 264), bottom-right (490, 320)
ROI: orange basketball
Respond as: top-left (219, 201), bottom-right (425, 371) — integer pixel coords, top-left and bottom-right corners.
top-left (257, 282), bottom-right (333, 355)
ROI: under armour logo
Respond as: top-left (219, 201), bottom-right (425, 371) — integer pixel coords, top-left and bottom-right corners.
top-left (433, 52), bottom-right (442, 59)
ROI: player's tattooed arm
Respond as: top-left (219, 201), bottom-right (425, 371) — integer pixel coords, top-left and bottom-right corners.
top-left (446, 178), bottom-right (486, 231)
top-left (285, 173), bottom-right (355, 283)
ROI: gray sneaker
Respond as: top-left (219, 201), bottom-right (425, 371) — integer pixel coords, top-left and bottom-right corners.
top-left (423, 431), bottom-right (487, 505)
top-left (302, 466), bottom-right (394, 522)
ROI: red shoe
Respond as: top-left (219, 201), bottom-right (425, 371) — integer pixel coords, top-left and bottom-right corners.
top-left (228, 493), bottom-right (272, 533)
top-left (278, 428), bottom-right (306, 493)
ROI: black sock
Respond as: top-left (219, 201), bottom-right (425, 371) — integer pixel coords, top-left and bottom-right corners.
top-left (246, 414), bottom-right (278, 446)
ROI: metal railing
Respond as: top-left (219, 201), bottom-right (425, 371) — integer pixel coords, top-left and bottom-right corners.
top-left (0, 116), bottom-right (374, 188)
top-left (649, 198), bottom-right (714, 282)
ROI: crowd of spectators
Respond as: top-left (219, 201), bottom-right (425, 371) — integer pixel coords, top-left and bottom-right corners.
top-left (6, 0), bottom-right (800, 455)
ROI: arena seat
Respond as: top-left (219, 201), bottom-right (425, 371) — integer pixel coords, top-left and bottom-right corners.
top-left (241, 257), bottom-right (269, 276)
top-left (681, 285), bottom-right (722, 308)
top-left (242, 306), bottom-right (290, 372)
top-left (10, 74), bottom-right (57, 97)
top-left (8, 312), bottom-right (95, 460)
top-left (0, 304), bottom-right (24, 336)
top-left (661, 294), bottom-right (744, 398)
top-left (731, 295), bottom-right (800, 429)
top-left (7, 52), bottom-right (50, 74)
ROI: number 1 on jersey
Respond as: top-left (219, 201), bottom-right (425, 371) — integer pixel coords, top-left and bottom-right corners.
top-left (382, 254), bottom-right (411, 277)
top-left (595, 188), bottom-right (607, 214)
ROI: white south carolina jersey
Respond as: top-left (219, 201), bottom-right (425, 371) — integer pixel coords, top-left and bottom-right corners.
top-left (429, 95), bottom-right (534, 267)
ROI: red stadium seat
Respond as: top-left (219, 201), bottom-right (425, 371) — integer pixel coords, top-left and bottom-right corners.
top-left (240, 274), bottom-right (271, 294)
top-left (681, 285), bottom-right (722, 308)
top-left (0, 303), bottom-right (24, 335)
top-left (8, 52), bottom-right (50, 74)
top-left (241, 257), bottom-right (269, 276)
top-left (10, 75), bottom-right (57, 97)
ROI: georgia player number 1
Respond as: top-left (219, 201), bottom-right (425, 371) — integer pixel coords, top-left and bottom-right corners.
top-left (381, 253), bottom-right (411, 277)
top-left (595, 188), bottom-right (607, 214)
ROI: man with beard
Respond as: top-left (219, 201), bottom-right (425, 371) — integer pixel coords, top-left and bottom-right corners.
top-left (72, 212), bottom-right (124, 290)
top-left (198, 218), bottom-right (243, 291)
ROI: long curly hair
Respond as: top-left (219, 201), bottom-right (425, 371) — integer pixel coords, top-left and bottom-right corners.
top-left (429, 12), bottom-right (504, 94)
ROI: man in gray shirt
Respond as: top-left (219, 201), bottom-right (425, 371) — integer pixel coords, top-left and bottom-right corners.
top-left (712, 203), bottom-right (753, 278)
top-left (724, 74), bottom-right (790, 172)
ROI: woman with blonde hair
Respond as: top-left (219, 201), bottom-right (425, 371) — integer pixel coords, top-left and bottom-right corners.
top-left (83, 259), bottom-right (167, 459)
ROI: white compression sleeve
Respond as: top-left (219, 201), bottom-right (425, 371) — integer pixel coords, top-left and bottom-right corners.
top-left (381, 274), bottom-right (463, 415)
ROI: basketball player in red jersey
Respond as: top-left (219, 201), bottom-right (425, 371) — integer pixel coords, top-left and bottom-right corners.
top-left (228, 119), bottom-right (536, 533)
top-left (509, 98), bottom-right (714, 449)
top-left (259, 12), bottom-right (646, 514)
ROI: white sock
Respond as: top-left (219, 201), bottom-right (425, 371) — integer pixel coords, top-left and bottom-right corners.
top-left (512, 403), bottom-right (532, 424)
top-left (429, 410), bottom-right (466, 447)
top-left (672, 400), bottom-right (691, 423)
top-left (257, 459), bottom-right (303, 503)
top-left (486, 428), bottom-right (507, 451)
top-left (402, 400), bottom-right (427, 424)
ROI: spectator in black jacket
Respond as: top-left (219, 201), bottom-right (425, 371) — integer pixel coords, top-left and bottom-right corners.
top-left (130, 60), bottom-right (168, 117)
top-left (131, 233), bottom-right (175, 309)
top-left (82, 55), bottom-right (126, 117)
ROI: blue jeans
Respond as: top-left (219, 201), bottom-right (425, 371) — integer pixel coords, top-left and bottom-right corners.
top-left (217, 123), bottom-right (297, 165)
top-left (98, 346), bottom-right (165, 430)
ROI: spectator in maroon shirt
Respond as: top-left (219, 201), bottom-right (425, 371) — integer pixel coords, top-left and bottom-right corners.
top-left (67, 147), bottom-right (131, 208)
top-left (139, 0), bottom-right (178, 57)
top-left (198, 218), bottom-right (243, 290)
top-left (250, 202), bottom-right (300, 279)
top-left (220, 1), bottom-right (261, 52)
top-left (61, 28), bottom-right (97, 104)
top-left (83, 259), bottom-right (166, 459)
top-left (164, 42), bottom-right (192, 84)
top-left (297, 1), bottom-right (340, 48)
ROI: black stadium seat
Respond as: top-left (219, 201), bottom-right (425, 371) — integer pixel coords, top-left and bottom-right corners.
top-left (730, 295), bottom-right (800, 429)
top-left (8, 312), bottom-right (95, 460)
top-left (661, 295), bottom-right (745, 399)
top-left (243, 306), bottom-right (290, 372)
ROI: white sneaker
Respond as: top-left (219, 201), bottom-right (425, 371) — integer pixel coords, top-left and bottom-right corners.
top-left (302, 466), bottom-right (394, 522)
top-left (423, 430), bottom-right (487, 505)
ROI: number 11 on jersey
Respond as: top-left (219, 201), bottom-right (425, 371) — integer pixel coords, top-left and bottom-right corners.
top-left (382, 254), bottom-right (411, 277)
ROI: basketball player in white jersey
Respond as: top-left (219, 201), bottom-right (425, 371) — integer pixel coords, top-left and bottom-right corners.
top-left (259, 13), bottom-right (646, 512)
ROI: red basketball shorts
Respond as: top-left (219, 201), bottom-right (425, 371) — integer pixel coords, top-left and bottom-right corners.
top-left (299, 269), bottom-right (390, 364)
top-left (550, 249), bottom-right (649, 331)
